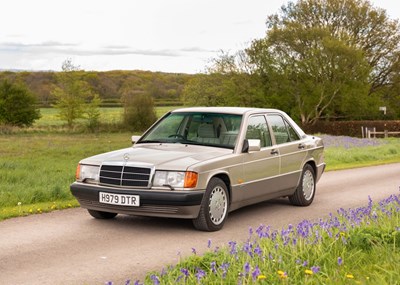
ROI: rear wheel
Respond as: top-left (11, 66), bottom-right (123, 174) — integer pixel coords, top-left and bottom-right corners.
top-left (192, 177), bottom-right (229, 231)
top-left (289, 164), bottom-right (316, 206)
top-left (88, 210), bottom-right (118, 219)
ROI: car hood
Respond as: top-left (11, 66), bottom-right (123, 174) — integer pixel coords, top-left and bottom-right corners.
top-left (79, 143), bottom-right (233, 170)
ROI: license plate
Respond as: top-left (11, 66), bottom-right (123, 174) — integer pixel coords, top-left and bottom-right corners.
top-left (99, 192), bottom-right (140, 207)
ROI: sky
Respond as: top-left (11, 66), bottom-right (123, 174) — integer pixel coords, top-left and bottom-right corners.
top-left (1, 0), bottom-right (399, 74)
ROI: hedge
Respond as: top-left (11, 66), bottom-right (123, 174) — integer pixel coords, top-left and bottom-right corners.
top-left (302, 120), bottom-right (400, 138)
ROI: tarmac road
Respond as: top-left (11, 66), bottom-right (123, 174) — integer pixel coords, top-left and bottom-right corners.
top-left (1, 163), bottom-right (399, 285)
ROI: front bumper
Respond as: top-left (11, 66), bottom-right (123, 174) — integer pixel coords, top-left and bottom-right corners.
top-left (70, 182), bottom-right (204, 219)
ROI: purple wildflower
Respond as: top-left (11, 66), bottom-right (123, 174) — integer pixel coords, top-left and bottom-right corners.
top-left (181, 268), bottom-right (189, 277)
top-left (192, 247), bottom-right (197, 255)
top-left (220, 263), bottom-right (230, 278)
top-left (243, 242), bottom-right (253, 257)
top-left (338, 257), bottom-right (343, 266)
top-left (207, 239), bottom-right (212, 248)
top-left (311, 266), bottom-right (320, 274)
top-left (252, 266), bottom-right (261, 281)
top-left (244, 262), bottom-right (250, 275)
top-left (228, 241), bottom-right (237, 255)
top-left (249, 226), bottom-right (253, 236)
top-left (195, 268), bottom-right (206, 281)
top-left (210, 261), bottom-right (217, 274)
top-left (150, 275), bottom-right (160, 285)
top-left (254, 244), bottom-right (262, 256)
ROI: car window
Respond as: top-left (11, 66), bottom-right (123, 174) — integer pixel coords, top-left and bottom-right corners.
top-left (268, 114), bottom-right (300, 144)
top-left (140, 112), bottom-right (242, 149)
top-left (246, 115), bottom-right (272, 147)
top-left (144, 113), bottom-right (185, 140)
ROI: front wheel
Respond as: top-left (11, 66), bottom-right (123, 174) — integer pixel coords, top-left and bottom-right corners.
top-left (88, 209), bottom-right (118, 219)
top-left (192, 177), bottom-right (229, 231)
top-left (289, 164), bottom-right (316, 206)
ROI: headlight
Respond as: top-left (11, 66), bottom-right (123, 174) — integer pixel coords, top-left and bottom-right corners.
top-left (153, 171), bottom-right (198, 189)
top-left (76, 164), bottom-right (100, 183)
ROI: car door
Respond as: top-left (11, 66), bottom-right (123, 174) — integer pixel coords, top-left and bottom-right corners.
top-left (267, 114), bottom-right (307, 192)
top-left (241, 114), bottom-right (280, 202)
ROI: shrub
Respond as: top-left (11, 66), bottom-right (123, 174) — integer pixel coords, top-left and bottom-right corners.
top-left (122, 93), bottom-right (157, 132)
top-left (0, 80), bottom-right (41, 126)
top-left (303, 120), bottom-right (400, 137)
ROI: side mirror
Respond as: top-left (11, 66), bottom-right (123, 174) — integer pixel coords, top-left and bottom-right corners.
top-left (131, 135), bottom-right (141, 144)
top-left (242, 139), bottom-right (261, 153)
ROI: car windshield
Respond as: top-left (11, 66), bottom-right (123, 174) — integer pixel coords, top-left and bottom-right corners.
top-left (139, 112), bottom-right (242, 149)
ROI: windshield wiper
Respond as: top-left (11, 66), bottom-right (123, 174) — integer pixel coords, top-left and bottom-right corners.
top-left (137, 140), bottom-right (165, 144)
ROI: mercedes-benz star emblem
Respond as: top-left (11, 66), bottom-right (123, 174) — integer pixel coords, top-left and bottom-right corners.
top-left (123, 153), bottom-right (129, 161)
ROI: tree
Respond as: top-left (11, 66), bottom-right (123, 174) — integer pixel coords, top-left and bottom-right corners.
top-left (0, 80), bottom-right (40, 126)
top-left (52, 59), bottom-right (101, 129)
top-left (122, 93), bottom-right (157, 132)
top-left (182, 51), bottom-right (266, 107)
top-left (246, 0), bottom-right (400, 124)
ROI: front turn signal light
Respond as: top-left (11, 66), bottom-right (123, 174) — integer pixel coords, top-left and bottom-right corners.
top-left (75, 164), bottom-right (81, 180)
top-left (184, 171), bottom-right (198, 188)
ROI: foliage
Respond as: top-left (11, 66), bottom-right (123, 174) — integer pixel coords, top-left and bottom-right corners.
top-left (0, 70), bottom-right (191, 108)
top-left (303, 120), bottom-right (400, 137)
top-left (245, 0), bottom-right (400, 124)
top-left (182, 51), bottom-right (267, 107)
top-left (52, 59), bottom-right (102, 129)
top-left (0, 80), bottom-right (40, 126)
top-left (142, 194), bottom-right (400, 284)
top-left (85, 93), bottom-right (102, 132)
top-left (122, 93), bottom-right (157, 132)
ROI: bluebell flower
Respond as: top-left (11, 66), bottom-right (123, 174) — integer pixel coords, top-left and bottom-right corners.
top-left (338, 257), bottom-right (343, 266)
top-left (244, 262), bottom-right (250, 275)
top-left (311, 266), bottom-right (320, 274)
top-left (195, 268), bottom-right (206, 281)
top-left (252, 266), bottom-right (261, 281)
top-left (150, 274), bottom-right (160, 285)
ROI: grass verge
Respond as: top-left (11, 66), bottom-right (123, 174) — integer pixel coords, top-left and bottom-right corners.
top-left (140, 194), bottom-right (400, 285)
top-left (0, 199), bottom-right (79, 220)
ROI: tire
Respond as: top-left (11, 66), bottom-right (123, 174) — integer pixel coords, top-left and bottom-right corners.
top-left (88, 209), bottom-right (118, 219)
top-left (192, 177), bottom-right (229, 232)
top-left (289, 164), bottom-right (316, 206)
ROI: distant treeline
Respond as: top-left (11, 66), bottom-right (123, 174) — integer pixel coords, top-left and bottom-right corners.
top-left (0, 70), bottom-right (192, 107)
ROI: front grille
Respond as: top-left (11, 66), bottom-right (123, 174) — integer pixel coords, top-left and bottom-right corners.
top-left (99, 164), bottom-right (151, 188)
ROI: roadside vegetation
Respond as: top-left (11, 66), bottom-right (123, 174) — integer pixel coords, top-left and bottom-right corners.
top-left (1, 108), bottom-right (399, 221)
top-left (139, 193), bottom-right (400, 285)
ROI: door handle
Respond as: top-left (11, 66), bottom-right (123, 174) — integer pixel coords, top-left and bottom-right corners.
top-left (271, 149), bottom-right (279, 155)
top-left (298, 143), bottom-right (305, 149)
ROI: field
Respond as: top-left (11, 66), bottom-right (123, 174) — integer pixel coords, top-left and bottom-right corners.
top-left (1, 128), bottom-right (400, 220)
top-left (33, 107), bottom-right (177, 128)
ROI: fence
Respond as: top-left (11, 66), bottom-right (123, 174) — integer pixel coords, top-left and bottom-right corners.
top-left (362, 126), bottom-right (400, 138)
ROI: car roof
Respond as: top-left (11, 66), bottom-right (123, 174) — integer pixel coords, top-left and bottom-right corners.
top-left (172, 106), bottom-right (283, 116)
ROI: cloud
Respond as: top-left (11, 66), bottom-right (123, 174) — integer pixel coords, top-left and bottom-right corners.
top-left (0, 41), bottom-right (215, 58)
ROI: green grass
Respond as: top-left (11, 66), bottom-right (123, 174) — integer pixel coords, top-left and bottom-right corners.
top-left (323, 137), bottom-right (400, 171)
top-left (34, 106), bottom-right (179, 128)
top-left (0, 132), bottom-right (131, 215)
top-left (143, 195), bottom-right (400, 284)
top-left (0, 133), bottom-right (399, 221)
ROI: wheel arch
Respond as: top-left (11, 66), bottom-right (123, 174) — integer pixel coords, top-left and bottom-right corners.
top-left (304, 160), bottom-right (316, 175)
top-left (210, 173), bottom-right (232, 206)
